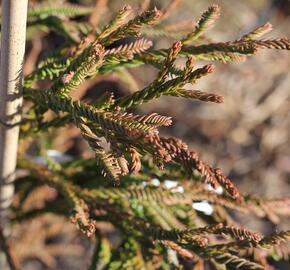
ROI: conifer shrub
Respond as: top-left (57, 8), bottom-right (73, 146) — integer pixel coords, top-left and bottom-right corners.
top-left (2, 1), bottom-right (290, 269)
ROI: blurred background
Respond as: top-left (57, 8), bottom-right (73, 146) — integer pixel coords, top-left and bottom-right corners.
top-left (5, 0), bottom-right (290, 269)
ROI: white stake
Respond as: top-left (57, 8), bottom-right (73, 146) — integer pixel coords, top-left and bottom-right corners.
top-left (0, 0), bottom-right (28, 227)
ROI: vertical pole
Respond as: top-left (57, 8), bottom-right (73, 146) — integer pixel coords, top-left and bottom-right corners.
top-left (0, 0), bottom-right (28, 227)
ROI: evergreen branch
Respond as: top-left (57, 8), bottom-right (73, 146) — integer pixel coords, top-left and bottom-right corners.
top-left (137, 42), bottom-right (255, 64)
top-left (204, 241), bottom-right (252, 254)
top-left (148, 223), bottom-right (262, 244)
top-left (161, 138), bottom-right (242, 198)
top-left (115, 64), bottom-right (214, 109)
top-left (40, 169), bottom-right (96, 237)
top-left (100, 42), bottom-right (183, 75)
top-left (35, 91), bottom-right (131, 134)
top-left (202, 250), bottom-right (264, 270)
top-left (96, 5), bottom-right (133, 43)
top-left (198, 224), bottom-right (263, 243)
top-left (156, 136), bottom-right (218, 186)
top-left (155, 136), bottom-right (241, 199)
top-left (181, 41), bottom-right (257, 55)
top-left (104, 38), bottom-right (153, 56)
top-left (168, 89), bottom-right (224, 103)
top-left (70, 205), bottom-right (97, 237)
top-left (24, 59), bottom-right (69, 87)
top-left (119, 112), bottom-right (172, 128)
top-left (108, 130), bottom-right (240, 199)
top-left (94, 149), bottom-right (125, 186)
top-left (161, 240), bottom-right (194, 259)
top-left (63, 36), bottom-right (93, 60)
top-left (182, 4), bottom-right (221, 43)
top-left (78, 123), bottom-right (124, 185)
top-left (158, 41), bottom-right (183, 81)
top-left (16, 160), bottom-right (97, 237)
top-left (240, 22), bottom-right (273, 40)
top-left (28, 2), bottom-right (93, 19)
top-left (24, 37), bottom-right (94, 87)
top-left (29, 39), bottom-right (101, 89)
top-left (51, 44), bottom-right (105, 94)
top-left (99, 8), bottom-right (162, 46)
top-left (61, 195), bottom-right (95, 237)
top-left (102, 50), bottom-right (247, 74)
top-left (197, 52), bottom-right (247, 62)
top-left (128, 147), bottom-right (141, 174)
top-left (99, 38), bottom-right (153, 74)
top-left (28, 89), bottom-right (162, 134)
top-left (98, 50), bottom-right (246, 76)
top-left (212, 168), bottom-right (241, 201)
top-left (149, 227), bottom-right (209, 246)
top-left (24, 39), bottom-right (252, 87)
top-left (259, 231), bottom-right (290, 247)
top-left (79, 127), bottom-right (241, 200)
top-left (209, 230), bottom-right (290, 253)
top-left (27, 29), bottom-right (287, 88)
top-left (252, 38), bottom-right (290, 50)
top-left (15, 4), bottom-right (290, 269)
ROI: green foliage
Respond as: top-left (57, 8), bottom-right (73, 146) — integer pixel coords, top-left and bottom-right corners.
top-left (7, 1), bottom-right (290, 269)
top-left (182, 4), bottom-right (220, 44)
top-left (28, 1), bottom-right (93, 19)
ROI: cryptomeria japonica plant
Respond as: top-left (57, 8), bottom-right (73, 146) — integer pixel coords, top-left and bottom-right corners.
top-left (0, 1), bottom-right (290, 269)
